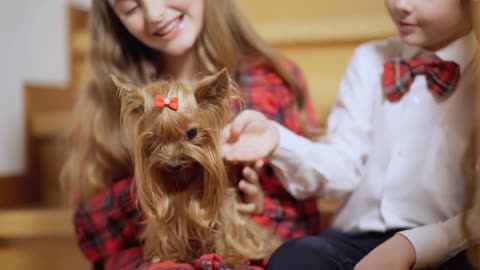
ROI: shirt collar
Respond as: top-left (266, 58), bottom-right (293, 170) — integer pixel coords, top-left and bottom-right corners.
top-left (401, 31), bottom-right (478, 73)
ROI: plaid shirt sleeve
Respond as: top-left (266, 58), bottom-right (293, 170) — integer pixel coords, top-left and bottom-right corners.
top-left (238, 60), bottom-right (320, 239)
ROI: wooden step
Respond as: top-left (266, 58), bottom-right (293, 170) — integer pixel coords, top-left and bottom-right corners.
top-left (31, 111), bottom-right (70, 139)
top-left (0, 208), bottom-right (73, 238)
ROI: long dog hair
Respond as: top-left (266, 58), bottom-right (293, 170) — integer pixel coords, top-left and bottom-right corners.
top-left (112, 69), bottom-right (280, 267)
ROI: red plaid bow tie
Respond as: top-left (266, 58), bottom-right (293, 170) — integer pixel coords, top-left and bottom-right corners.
top-left (382, 58), bottom-right (460, 102)
top-left (154, 95), bottom-right (179, 111)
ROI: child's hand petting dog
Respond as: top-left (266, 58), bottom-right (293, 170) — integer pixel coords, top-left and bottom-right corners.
top-left (237, 165), bottom-right (264, 215)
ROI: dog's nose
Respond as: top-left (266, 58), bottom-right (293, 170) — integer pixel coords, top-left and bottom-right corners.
top-left (167, 160), bottom-right (182, 171)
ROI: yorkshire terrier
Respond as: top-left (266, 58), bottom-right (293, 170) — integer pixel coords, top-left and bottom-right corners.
top-left (112, 69), bottom-right (280, 267)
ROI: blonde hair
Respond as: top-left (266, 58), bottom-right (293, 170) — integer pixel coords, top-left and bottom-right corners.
top-left (462, 1), bottom-right (480, 267)
top-left (61, 0), bottom-right (311, 199)
top-left (462, 135), bottom-right (478, 267)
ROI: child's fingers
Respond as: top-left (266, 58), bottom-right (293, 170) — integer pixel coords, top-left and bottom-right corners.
top-left (242, 166), bottom-right (260, 185)
top-left (231, 110), bottom-right (258, 137)
top-left (254, 159), bottom-right (265, 172)
top-left (220, 123), bottom-right (235, 144)
top-left (221, 123), bottom-right (235, 159)
top-left (236, 202), bottom-right (256, 214)
top-left (238, 179), bottom-right (258, 195)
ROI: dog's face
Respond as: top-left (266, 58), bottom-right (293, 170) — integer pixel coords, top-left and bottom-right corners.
top-left (113, 69), bottom-right (237, 215)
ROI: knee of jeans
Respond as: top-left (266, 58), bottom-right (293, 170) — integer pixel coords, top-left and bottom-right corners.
top-left (273, 236), bottom-right (334, 260)
top-left (267, 236), bottom-right (342, 270)
top-left (268, 238), bottom-right (309, 261)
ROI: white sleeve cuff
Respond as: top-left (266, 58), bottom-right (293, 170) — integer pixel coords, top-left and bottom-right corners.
top-left (272, 122), bottom-right (312, 159)
top-left (398, 215), bottom-right (466, 269)
top-left (269, 122), bottom-right (360, 199)
top-left (269, 122), bottom-right (320, 199)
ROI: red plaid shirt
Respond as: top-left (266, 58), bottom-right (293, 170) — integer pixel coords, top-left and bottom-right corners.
top-left (74, 60), bottom-right (320, 270)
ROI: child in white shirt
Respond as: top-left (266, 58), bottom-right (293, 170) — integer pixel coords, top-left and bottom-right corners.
top-left (222, 0), bottom-right (478, 269)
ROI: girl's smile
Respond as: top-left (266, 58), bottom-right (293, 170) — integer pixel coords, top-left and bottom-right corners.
top-left (153, 14), bottom-right (185, 41)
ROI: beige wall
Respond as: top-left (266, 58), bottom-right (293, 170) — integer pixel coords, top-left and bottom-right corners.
top-left (239, 0), bottom-right (387, 21)
top-left (0, 0), bottom-right (69, 176)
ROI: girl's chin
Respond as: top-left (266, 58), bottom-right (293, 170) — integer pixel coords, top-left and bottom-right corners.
top-left (152, 37), bottom-right (197, 56)
top-left (401, 35), bottom-right (453, 51)
top-left (399, 35), bottom-right (428, 47)
top-left (164, 46), bottom-right (194, 56)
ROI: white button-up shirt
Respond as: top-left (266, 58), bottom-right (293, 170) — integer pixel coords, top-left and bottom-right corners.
top-left (270, 32), bottom-right (478, 269)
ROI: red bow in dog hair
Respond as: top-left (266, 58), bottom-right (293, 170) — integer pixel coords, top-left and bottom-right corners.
top-left (154, 95), bottom-right (179, 111)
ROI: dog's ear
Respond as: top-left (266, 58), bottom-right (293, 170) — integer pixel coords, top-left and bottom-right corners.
top-left (111, 74), bottom-right (145, 114)
top-left (194, 68), bottom-right (232, 108)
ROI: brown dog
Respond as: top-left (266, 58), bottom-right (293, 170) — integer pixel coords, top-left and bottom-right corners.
top-left (112, 69), bottom-right (279, 267)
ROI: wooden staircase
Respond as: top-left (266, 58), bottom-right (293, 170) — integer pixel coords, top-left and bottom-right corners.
top-left (0, 6), bottom-right (90, 270)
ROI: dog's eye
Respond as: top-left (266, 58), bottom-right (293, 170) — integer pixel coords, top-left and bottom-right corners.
top-left (185, 128), bottom-right (197, 140)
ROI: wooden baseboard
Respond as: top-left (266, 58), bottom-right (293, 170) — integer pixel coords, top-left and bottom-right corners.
top-left (0, 176), bottom-right (33, 207)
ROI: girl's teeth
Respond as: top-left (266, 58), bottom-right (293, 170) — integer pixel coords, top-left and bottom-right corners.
top-left (159, 19), bottom-right (178, 35)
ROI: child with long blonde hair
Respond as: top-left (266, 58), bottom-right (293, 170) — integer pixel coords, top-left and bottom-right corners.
top-left (61, 0), bottom-right (319, 269)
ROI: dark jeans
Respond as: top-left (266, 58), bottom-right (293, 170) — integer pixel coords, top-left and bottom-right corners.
top-left (266, 229), bottom-right (471, 270)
